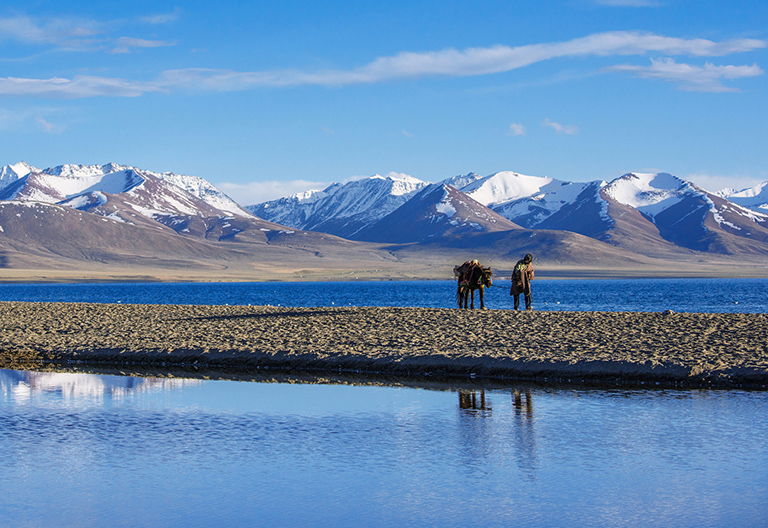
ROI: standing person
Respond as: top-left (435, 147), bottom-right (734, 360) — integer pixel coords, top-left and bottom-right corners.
top-left (510, 253), bottom-right (534, 311)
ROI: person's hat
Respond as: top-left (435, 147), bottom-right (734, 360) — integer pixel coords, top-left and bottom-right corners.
top-left (524, 253), bottom-right (533, 263)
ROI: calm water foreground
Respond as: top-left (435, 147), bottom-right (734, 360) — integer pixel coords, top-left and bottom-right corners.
top-left (1, 369), bottom-right (767, 527)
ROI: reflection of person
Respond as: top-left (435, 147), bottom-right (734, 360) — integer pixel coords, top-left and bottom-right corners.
top-left (510, 253), bottom-right (534, 311)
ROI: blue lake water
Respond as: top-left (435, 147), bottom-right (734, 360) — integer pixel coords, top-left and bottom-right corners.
top-left (1, 369), bottom-right (767, 528)
top-left (1, 279), bottom-right (767, 526)
top-left (1, 277), bottom-right (767, 312)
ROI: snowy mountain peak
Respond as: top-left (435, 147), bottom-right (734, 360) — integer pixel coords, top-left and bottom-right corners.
top-left (716, 181), bottom-right (768, 213)
top-left (43, 163), bottom-right (130, 178)
top-left (247, 172), bottom-right (428, 238)
top-left (460, 171), bottom-right (556, 206)
top-left (0, 161), bottom-right (39, 190)
top-left (442, 172), bottom-right (484, 190)
top-left (374, 172), bottom-right (423, 184)
top-left (603, 172), bottom-right (694, 215)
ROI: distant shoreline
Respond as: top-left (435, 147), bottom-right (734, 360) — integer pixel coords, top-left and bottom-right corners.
top-left (1, 302), bottom-right (767, 389)
top-left (2, 266), bottom-right (768, 283)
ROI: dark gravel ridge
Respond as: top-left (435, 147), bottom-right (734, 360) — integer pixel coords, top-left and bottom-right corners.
top-left (1, 302), bottom-right (767, 388)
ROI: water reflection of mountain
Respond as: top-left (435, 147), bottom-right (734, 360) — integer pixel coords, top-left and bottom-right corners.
top-left (0, 369), bottom-right (201, 401)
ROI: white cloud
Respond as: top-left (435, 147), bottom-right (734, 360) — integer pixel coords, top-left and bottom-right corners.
top-left (111, 37), bottom-right (176, 54)
top-left (140, 9), bottom-right (182, 25)
top-left (0, 15), bottom-right (101, 48)
top-left (0, 107), bottom-right (65, 132)
top-left (0, 14), bottom-right (178, 53)
top-left (543, 118), bottom-right (578, 135)
top-left (508, 123), bottom-right (526, 136)
top-left (0, 75), bottom-right (162, 99)
top-left (35, 116), bottom-right (65, 134)
top-left (607, 57), bottom-right (764, 92)
top-left (216, 179), bottom-right (331, 205)
top-left (0, 31), bottom-right (764, 98)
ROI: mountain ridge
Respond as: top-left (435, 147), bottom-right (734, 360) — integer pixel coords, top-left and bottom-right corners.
top-left (3, 161), bottom-right (768, 280)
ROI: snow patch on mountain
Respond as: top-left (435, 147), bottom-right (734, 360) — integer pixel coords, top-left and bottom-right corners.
top-left (61, 191), bottom-right (108, 210)
top-left (435, 199), bottom-right (457, 218)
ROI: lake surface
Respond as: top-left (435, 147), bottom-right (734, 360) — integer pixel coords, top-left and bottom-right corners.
top-left (1, 369), bottom-right (766, 527)
top-left (1, 277), bottom-right (767, 312)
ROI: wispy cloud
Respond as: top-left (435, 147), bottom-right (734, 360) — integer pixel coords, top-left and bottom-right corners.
top-left (0, 15), bottom-right (102, 48)
top-left (0, 76), bottom-right (162, 99)
top-left (543, 118), bottom-right (578, 135)
top-left (606, 58), bottom-right (764, 92)
top-left (111, 37), bottom-right (176, 54)
top-left (140, 9), bottom-right (183, 25)
top-left (0, 107), bottom-right (65, 132)
top-left (0, 14), bottom-right (178, 53)
top-left (508, 123), bottom-right (526, 136)
top-left (35, 116), bottom-right (65, 134)
top-left (0, 31), bottom-right (764, 98)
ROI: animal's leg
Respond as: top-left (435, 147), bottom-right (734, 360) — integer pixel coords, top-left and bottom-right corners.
top-left (479, 286), bottom-right (485, 310)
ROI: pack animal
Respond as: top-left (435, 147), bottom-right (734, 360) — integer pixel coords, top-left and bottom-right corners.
top-left (455, 263), bottom-right (493, 309)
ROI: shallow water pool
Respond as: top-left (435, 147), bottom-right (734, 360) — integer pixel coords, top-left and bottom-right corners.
top-left (1, 369), bottom-right (766, 527)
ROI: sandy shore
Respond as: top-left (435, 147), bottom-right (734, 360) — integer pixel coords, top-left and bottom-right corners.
top-left (1, 301), bottom-right (766, 388)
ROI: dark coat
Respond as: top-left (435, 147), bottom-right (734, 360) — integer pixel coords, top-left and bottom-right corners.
top-left (510, 261), bottom-right (534, 296)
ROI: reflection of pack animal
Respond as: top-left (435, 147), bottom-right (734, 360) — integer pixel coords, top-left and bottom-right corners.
top-left (459, 390), bottom-right (491, 410)
top-left (455, 262), bottom-right (493, 309)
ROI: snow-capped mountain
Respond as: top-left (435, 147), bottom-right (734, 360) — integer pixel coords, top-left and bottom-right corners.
top-left (599, 172), bottom-right (768, 254)
top-left (0, 162), bottom-right (275, 241)
top-left (0, 161), bottom-right (36, 190)
top-left (0, 163), bottom-right (250, 217)
top-left (717, 182), bottom-right (768, 214)
top-left (249, 168), bottom-right (768, 256)
top-left (5, 160), bottom-right (768, 265)
top-left (248, 173), bottom-right (428, 239)
top-left (354, 183), bottom-right (520, 243)
top-left (442, 172), bottom-right (485, 190)
top-left (454, 171), bottom-right (601, 228)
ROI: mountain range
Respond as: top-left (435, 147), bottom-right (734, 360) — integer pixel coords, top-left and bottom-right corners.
top-left (2, 161), bottom-right (768, 279)
top-left (249, 170), bottom-right (768, 258)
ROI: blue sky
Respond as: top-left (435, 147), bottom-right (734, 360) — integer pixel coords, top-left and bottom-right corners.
top-left (1, 0), bottom-right (766, 204)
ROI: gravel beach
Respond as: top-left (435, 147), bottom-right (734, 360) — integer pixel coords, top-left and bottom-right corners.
top-left (1, 301), bottom-right (767, 388)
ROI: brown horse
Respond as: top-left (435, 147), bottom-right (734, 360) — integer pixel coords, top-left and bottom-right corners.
top-left (456, 265), bottom-right (493, 309)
